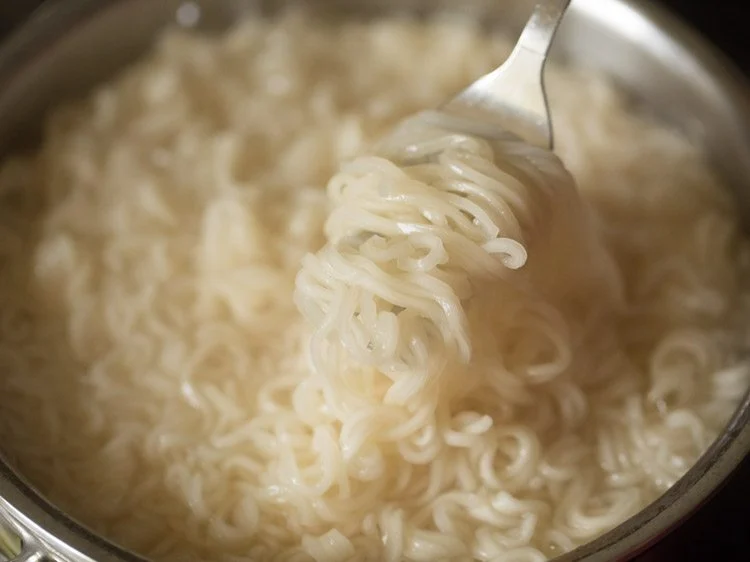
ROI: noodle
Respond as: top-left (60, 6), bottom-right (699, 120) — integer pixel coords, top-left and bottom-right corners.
top-left (295, 116), bottom-right (623, 390)
top-left (0, 12), bottom-right (748, 562)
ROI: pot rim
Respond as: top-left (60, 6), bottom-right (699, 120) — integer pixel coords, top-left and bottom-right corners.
top-left (0, 1), bottom-right (749, 561)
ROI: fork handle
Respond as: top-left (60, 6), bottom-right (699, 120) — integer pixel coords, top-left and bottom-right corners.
top-left (516, 0), bottom-right (573, 58)
top-left (440, 0), bottom-right (573, 149)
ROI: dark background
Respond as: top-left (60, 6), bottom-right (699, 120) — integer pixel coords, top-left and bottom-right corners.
top-left (1, 1), bottom-right (748, 561)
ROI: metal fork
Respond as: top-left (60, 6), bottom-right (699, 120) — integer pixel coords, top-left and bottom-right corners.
top-left (426, 0), bottom-right (572, 150)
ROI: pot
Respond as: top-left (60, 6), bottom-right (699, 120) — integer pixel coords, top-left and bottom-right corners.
top-left (0, 1), bottom-right (749, 561)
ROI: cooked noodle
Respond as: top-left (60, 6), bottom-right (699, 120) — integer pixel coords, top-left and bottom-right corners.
top-left (0, 13), bottom-right (748, 562)
top-left (296, 115), bottom-right (623, 391)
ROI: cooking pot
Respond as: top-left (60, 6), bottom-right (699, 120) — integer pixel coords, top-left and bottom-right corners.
top-left (0, 0), bottom-right (749, 561)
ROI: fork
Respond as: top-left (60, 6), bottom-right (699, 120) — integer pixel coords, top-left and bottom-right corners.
top-left (418, 0), bottom-right (572, 150)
